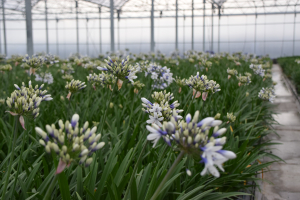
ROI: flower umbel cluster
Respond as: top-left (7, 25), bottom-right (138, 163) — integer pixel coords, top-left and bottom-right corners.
top-left (186, 72), bottom-right (220, 99)
top-left (87, 72), bottom-right (117, 88)
top-left (84, 62), bottom-right (98, 71)
top-left (141, 91), bottom-right (182, 127)
top-left (249, 64), bottom-right (265, 77)
top-left (44, 54), bottom-right (59, 65)
top-left (132, 81), bottom-right (145, 93)
top-left (144, 63), bottom-right (173, 89)
top-left (62, 74), bottom-right (74, 81)
top-left (65, 79), bottom-right (87, 93)
top-left (98, 56), bottom-right (137, 83)
top-left (237, 74), bottom-right (251, 86)
top-left (227, 68), bottom-right (238, 76)
top-left (258, 87), bottom-right (275, 103)
top-left (146, 111), bottom-right (236, 177)
top-left (227, 113), bottom-right (236, 123)
top-left (174, 77), bottom-right (186, 88)
top-left (0, 64), bottom-right (12, 71)
top-left (6, 81), bottom-right (52, 129)
top-left (35, 114), bottom-right (105, 174)
top-left (35, 72), bottom-right (54, 84)
top-left (23, 54), bottom-right (45, 69)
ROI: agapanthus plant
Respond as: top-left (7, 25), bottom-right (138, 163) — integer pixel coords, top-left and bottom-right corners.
top-left (227, 112), bottom-right (236, 123)
top-left (249, 64), bottom-right (265, 77)
top-left (0, 64), bottom-right (12, 72)
top-left (44, 53), bottom-right (59, 65)
top-left (97, 56), bottom-right (137, 89)
top-left (132, 81), bottom-right (145, 94)
top-left (144, 63), bottom-right (173, 89)
top-left (174, 76), bottom-right (186, 93)
top-left (227, 68), bottom-right (238, 79)
top-left (23, 54), bottom-right (45, 69)
top-left (84, 62), bottom-right (98, 71)
top-left (237, 74), bottom-right (251, 86)
top-left (141, 91), bottom-right (182, 127)
top-left (258, 87), bottom-right (275, 103)
top-left (147, 111), bottom-right (236, 176)
top-left (62, 74), bottom-right (74, 81)
top-left (87, 72), bottom-right (117, 90)
top-left (35, 113), bottom-right (105, 174)
top-left (6, 81), bottom-right (53, 129)
top-left (186, 72), bottom-right (220, 100)
top-left (65, 79), bottom-right (86, 100)
top-left (35, 72), bottom-right (54, 84)
top-left (147, 111), bottom-right (236, 200)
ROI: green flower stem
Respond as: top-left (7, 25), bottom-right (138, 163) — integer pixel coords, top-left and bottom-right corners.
top-left (67, 93), bottom-right (72, 118)
top-left (10, 131), bottom-right (27, 196)
top-left (123, 140), bottom-right (148, 200)
top-left (182, 90), bottom-right (193, 112)
top-left (185, 91), bottom-right (197, 115)
top-left (11, 120), bottom-right (31, 197)
top-left (150, 151), bottom-right (185, 200)
top-left (1, 116), bottom-right (19, 200)
top-left (98, 80), bottom-right (117, 134)
top-left (124, 88), bottom-right (144, 141)
top-left (247, 105), bottom-right (263, 140)
top-left (44, 175), bottom-right (58, 200)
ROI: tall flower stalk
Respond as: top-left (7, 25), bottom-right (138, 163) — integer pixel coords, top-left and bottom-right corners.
top-left (146, 111), bottom-right (236, 199)
top-left (1, 117), bottom-right (18, 200)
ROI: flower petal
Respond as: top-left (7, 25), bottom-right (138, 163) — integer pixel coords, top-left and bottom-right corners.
top-left (55, 159), bottom-right (67, 174)
top-left (19, 116), bottom-right (26, 130)
top-left (5, 111), bottom-right (19, 116)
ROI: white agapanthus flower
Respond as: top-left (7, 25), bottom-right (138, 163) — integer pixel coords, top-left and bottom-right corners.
top-left (146, 112), bottom-right (164, 127)
top-left (249, 64), bottom-right (265, 77)
top-left (200, 143), bottom-right (236, 177)
top-left (144, 63), bottom-right (173, 89)
top-left (145, 111), bottom-right (237, 178)
top-left (149, 103), bottom-right (163, 116)
top-left (35, 72), bottom-right (54, 84)
top-left (126, 70), bottom-right (137, 83)
top-left (141, 91), bottom-right (182, 128)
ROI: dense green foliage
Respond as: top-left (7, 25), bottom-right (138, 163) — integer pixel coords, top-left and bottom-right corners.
top-left (0, 54), bottom-right (279, 200)
top-left (278, 56), bottom-right (300, 93)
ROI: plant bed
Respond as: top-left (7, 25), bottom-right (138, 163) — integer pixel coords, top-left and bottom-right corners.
top-left (0, 52), bottom-right (279, 200)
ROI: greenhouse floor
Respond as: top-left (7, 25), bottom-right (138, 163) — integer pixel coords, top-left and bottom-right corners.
top-left (256, 64), bottom-right (300, 200)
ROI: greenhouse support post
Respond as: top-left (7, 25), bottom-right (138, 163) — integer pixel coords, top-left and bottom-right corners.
top-left (45, 0), bottom-right (49, 53)
top-left (211, 3), bottom-right (214, 52)
top-left (0, 11), bottom-right (2, 54)
top-left (293, 11), bottom-right (296, 56)
top-left (191, 0), bottom-right (194, 50)
top-left (110, 0), bottom-right (115, 52)
top-left (117, 9), bottom-right (120, 51)
top-left (254, 7), bottom-right (257, 54)
top-left (218, 5), bottom-right (221, 53)
top-left (203, 0), bottom-right (205, 51)
top-left (25, 0), bottom-right (33, 56)
top-left (56, 18), bottom-right (59, 55)
top-left (86, 16), bottom-right (89, 55)
top-left (183, 14), bottom-right (185, 53)
top-left (175, 0), bottom-right (178, 50)
top-left (76, 0), bottom-right (79, 53)
top-left (150, 0), bottom-right (154, 52)
top-left (99, 6), bottom-right (102, 54)
top-left (2, 0), bottom-right (7, 56)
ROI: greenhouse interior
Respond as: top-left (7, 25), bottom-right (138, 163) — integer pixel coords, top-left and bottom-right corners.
top-left (0, 0), bottom-right (300, 199)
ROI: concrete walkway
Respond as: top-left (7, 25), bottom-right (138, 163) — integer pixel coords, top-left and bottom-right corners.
top-left (256, 64), bottom-right (300, 200)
